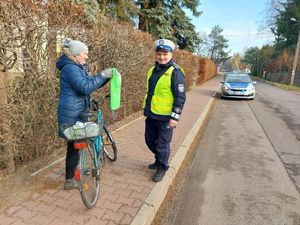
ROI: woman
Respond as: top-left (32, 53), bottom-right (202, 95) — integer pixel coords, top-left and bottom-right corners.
top-left (143, 39), bottom-right (186, 182)
top-left (56, 38), bottom-right (112, 190)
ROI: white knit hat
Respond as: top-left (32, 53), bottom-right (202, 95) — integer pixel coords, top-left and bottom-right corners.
top-left (62, 38), bottom-right (88, 56)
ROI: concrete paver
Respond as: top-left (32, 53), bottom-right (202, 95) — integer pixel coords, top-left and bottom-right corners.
top-left (0, 75), bottom-right (221, 225)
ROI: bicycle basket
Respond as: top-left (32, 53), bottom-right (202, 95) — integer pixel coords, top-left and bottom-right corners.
top-left (62, 121), bottom-right (100, 141)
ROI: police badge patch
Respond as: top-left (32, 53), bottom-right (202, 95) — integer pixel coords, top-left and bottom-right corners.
top-left (178, 83), bottom-right (184, 93)
top-left (174, 107), bottom-right (182, 113)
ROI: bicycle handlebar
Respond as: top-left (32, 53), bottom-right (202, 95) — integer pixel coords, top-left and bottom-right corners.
top-left (90, 93), bottom-right (111, 112)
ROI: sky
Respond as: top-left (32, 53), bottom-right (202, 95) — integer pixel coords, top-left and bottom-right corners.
top-left (191, 0), bottom-right (275, 55)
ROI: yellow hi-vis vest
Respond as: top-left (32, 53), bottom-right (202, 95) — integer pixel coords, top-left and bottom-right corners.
top-left (143, 66), bottom-right (175, 115)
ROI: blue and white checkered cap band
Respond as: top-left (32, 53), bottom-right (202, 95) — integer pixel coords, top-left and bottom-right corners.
top-left (155, 39), bottom-right (175, 52)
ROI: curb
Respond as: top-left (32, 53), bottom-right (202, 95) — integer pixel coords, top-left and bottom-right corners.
top-left (130, 90), bottom-right (217, 225)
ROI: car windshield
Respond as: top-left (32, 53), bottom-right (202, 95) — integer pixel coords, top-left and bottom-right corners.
top-left (225, 75), bottom-right (251, 83)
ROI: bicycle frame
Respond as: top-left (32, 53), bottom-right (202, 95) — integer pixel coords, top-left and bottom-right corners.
top-left (71, 96), bottom-right (117, 208)
top-left (74, 108), bottom-right (104, 182)
top-left (93, 109), bottom-right (104, 168)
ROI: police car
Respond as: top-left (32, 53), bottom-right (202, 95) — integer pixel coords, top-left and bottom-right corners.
top-left (221, 73), bottom-right (256, 100)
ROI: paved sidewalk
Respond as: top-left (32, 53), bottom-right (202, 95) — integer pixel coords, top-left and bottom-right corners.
top-left (0, 75), bottom-right (221, 225)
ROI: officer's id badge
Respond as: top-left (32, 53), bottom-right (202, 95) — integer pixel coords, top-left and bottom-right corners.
top-left (178, 83), bottom-right (185, 93)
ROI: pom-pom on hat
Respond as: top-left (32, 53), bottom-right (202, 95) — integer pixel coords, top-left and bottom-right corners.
top-left (62, 38), bottom-right (88, 56)
top-left (155, 39), bottom-right (175, 52)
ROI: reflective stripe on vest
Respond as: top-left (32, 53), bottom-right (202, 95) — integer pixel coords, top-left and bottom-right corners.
top-left (143, 66), bottom-right (174, 115)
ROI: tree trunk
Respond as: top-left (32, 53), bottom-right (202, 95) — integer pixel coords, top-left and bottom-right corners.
top-left (156, 0), bottom-right (163, 7)
top-left (98, 0), bottom-right (107, 13)
top-left (117, 0), bottom-right (127, 21)
top-left (138, 1), bottom-right (149, 32)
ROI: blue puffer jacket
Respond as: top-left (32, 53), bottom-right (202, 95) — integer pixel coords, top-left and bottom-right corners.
top-left (56, 54), bottom-right (109, 137)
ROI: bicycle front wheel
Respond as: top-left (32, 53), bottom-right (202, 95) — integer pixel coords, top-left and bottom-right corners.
top-left (102, 125), bottom-right (117, 161)
top-left (79, 142), bottom-right (101, 208)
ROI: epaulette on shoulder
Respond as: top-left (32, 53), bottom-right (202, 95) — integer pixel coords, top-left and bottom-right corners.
top-left (173, 63), bottom-right (180, 70)
top-left (172, 63), bottom-right (185, 75)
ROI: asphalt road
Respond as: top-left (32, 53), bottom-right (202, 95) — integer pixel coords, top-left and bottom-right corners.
top-left (249, 81), bottom-right (300, 190)
top-left (158, 81), bottom-right (300, 225)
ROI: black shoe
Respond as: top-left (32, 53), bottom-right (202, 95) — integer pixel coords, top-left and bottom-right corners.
top-left (153, 166), bottom-right (166, 182)
top-left (148, 162), bottom-right (159, 170)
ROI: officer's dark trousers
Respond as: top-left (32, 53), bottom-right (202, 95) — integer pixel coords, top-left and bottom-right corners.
top-left (145, 118), bottom-right (173, 170)
top-left (66, 141), bottom-right (79, 179)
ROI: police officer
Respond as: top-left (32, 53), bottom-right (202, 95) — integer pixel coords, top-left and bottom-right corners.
top-left (143, 39), bottom-right (186, 182)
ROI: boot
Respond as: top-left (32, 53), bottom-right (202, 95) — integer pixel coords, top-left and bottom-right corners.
top-left (153, 166), bottom-right (166, 182)
top-left (148, 162), bottom-right (159, 170)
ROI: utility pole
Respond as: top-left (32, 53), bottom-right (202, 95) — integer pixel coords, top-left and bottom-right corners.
top-left (291, 32), bottom-right (300, 85)
top-left (290, 18), bottom-right (300, 85)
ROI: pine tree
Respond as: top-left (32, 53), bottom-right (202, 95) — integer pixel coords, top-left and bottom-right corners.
top-left (100, 0), bottom-right (139, 22)
top-left (273, 0), bottom-right (300, 51)
top-left (57, 0), bottom-right (202, 52)
top-left (206, 25), bottom-right (230, 64)
top-left (63, 0), bottom-right (101, 23)
top-left (137, 0), bottom-right (202, 52)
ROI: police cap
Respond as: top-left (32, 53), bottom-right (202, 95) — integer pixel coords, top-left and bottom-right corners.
top-left (155, 39), bottom-right (175, 52)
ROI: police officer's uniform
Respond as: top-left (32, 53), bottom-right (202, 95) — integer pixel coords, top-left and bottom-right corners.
top-left (143, 39), bottom-right (186, 181)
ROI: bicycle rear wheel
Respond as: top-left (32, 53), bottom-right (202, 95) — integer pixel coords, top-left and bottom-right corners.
top-left (102, 125), bottom-right (117, 161)
top-left (78, 142), bottom-right (101, 208)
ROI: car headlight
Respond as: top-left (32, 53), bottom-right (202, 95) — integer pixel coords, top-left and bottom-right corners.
top-left (247, 84), bottom-right (255, 91)
top-left (223, 84), bottom-right (230, 91)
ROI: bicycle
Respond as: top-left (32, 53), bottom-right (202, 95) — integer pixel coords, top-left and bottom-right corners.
top-left (62, 96), bottom-right (117, 208)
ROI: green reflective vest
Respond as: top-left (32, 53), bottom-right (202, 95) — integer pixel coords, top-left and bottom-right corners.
top-left (143, 66), bottom-right (175, 115)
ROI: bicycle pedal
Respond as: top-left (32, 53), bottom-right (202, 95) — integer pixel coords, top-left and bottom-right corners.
top-left (92, 169), bottom-right (98, 177)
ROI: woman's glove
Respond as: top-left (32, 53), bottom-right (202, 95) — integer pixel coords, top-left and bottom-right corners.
top-left (101, 68), bottom-right (112, 78)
